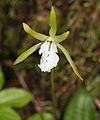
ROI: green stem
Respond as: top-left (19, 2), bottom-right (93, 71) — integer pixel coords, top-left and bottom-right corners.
top-left (51, 69), bottom-right (56, 120)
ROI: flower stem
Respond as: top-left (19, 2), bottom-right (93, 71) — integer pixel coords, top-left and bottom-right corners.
top-left (51, 69), bottom-right (56, 120)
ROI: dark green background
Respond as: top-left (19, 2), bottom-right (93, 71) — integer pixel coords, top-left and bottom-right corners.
top-left (0, 0), bottom-right (100, 119)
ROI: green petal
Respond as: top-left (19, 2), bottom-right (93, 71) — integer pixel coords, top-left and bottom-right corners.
top-left (14, 43), bottom-right (41, 65)
top-left (23, 23), bottom-right (48, 41)
top-left (54, 31), bottom-right (70, 43)
top-left (49, 7), bottom-right (57, 37)
top-left (57, 44), bottom-right (83, 80)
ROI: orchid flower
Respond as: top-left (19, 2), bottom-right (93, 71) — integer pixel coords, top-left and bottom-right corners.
top-left (14, 7), bottom-right (83, 80)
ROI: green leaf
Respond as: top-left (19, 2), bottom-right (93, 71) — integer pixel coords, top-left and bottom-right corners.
top-left (23, 23), bottom-right (48, 41)
top-left (0, 66), bottom-right (5, 90)
top-left (27, 112), bottom-right (54, 120)
top-left (63, 89), bottom-right (96, 120)
top-left (0, 88), bottom-right (32, 108)
top-left (14, 43), bottom-right (41, 65)
top-left (49, 7), bottom-right (57, 37)
top-left (57, 44), bottom-right (83, 80)
top-left (0, 107), bottom-right (21, 120)
top-left (54, 31), bottom-right (70, 43)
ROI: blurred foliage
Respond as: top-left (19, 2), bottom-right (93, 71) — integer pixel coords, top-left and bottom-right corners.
top-left (0, 65), bottom-right (5, 89)
top-left (63, 88), bottom-right (96, 120)
top-left (0, 107), bottom-right (21, 120)
top-left (27, 112), bottom-right (54, 120)
top-left (0, 0), bottom-right (100, 119)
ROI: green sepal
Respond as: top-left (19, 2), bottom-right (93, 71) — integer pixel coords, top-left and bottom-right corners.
top-left (14, 43), bottom-right (41, 65)
top-left (49, 7), bottom-right (57, 37)
top-left (23, 23), bottom-right (48, 41)
top-left (57, 44), bottom-right (83, 80)
top-left (54, 31), bottom-right (70, 43)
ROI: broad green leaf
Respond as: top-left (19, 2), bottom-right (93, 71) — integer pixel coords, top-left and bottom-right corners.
top-left (0, 88), bottom-right (32, 108)
top-left (0, 66), bottom-right (5, 89)
top-left (14, 43), bottom-right (41, 65)
top-left (54, 31), bottom-right (70, 43)
top-left (27, 112), bottom-right (54, 120)
top-left (23, 23), bottom-right (48, 41)
top-left (0, 107), bottom-right (21, 120)
top-left (49, 7), bottom-right (57, 37)
top-left (63, 89), bottom-right (96, 120)
top-left (57, 44), bottom-right (83, 80)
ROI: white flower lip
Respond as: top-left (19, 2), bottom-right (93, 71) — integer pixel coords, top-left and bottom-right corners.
top-left (38, 41), bottom-right (59, 72)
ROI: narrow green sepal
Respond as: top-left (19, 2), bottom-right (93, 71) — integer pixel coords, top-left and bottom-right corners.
top-left (54, 31), bottom-right (70, 43)
top-left (23, 23), bottom-right (48, 41)
top-left (14, 43), bottom-right (42, 65)
top-left (57, 44), bottom-right (83, 80)
top-left (49, 7), bottom-right (57, 37)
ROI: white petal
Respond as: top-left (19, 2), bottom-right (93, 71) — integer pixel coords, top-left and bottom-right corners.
top-left (38, 41), bottom-right (59, 72)
top-left (39, 41), bottom-right (50, 54)
top-left (50, 42), bottom-right (58, 53)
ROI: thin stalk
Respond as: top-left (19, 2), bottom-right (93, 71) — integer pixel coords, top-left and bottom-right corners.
top-left (50, 69), bottom-right (56, 120)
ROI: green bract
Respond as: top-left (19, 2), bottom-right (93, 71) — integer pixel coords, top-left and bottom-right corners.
top-left (14, 7), bottom-right (83, 80)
